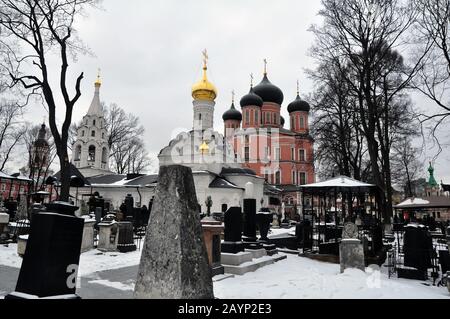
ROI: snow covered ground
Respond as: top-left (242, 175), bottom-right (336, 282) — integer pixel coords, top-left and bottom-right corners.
top-left (0, 243), bottom-right (142, 276)
top-left (214, 254), bottom-right (449, 299)
top-left (1, 243), bottom-right (448, 299)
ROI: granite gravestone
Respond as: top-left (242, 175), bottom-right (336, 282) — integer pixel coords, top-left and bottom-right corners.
top-left (339, 222), bottom-right (365, 273)
top-left (117, 221), bottom-right (137, 253)
top-left (13, 212), bottom-right (84, 298)
top-left (221, 207), bottom-right (244, 254)
top-left (134, 165), bottom-right (213, 299)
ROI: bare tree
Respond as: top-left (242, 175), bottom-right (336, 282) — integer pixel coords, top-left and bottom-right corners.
top-left (391, 137), bottom-right (423, 197)
top-left (0, 99), bottom-right (26, 171)
top-left (0, 0), bottom-right (99, 201)
top-left (310, 0), bottom-right (430, 222)
top-left (412, 0), bottom-right (450, 152)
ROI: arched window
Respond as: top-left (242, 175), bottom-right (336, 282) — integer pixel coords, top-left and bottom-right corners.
top-left (102, 147), bottom-right (108, 163)
top-left (93, 119), bottom-right (96, 126)
top-left (291, 117), bottom-right (295, 130)
top-left (199, 114), bottom-right (202, 121)
top-left (81, 130), bottom-right (85, 137)
top-left (275, 171), bottom-right (281, 185)
top-left (300, 116), bottom-right (305, 129)
top-left (74, 145), bottom-right (82, 161)
top-left (255, 111), bottom-right (259, 125)
top-left (91, 130), bottom-right (96, 137)
top-left (88, 145), bottom-right (96, 162)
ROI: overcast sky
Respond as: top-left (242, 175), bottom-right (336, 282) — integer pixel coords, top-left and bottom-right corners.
top-left (17, 0), bottom-right (450, 183)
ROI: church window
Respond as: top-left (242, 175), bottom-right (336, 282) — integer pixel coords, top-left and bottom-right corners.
top-left (272, 113), bottom-right (275, 124)
top-left (102, 132), bottom-right (105, 139)
top-left (255, 111), bottom-right (259, 125)
top-left (245, 135), bottom-right (250, 144)
top-left (299, 172), bottom-right (307, 185)
top-left (275, 171), bottom-right (281, 185)
top-left (102, 147), bottom-right (108, 164)
top-left (88, 146), bottom-right (96, 162)
top-left (91, 130), bottom-right (96, 137)
top-left (291, 148), bottom-right (295, 161)
top-left (244, 147), bottom-right (250, 162)
top-left (275, 147), bottom-right (280, 161)
top-left (93, 120), bottom-right (96, 126)
top-left (266, 113), bottom-right (270, 124)
top-left (199, 114), bottom-right (202, 121)
top-left (292, 171), bottom-right (297, 184)
top-left (291, 117), bottom-right (295, 130)
top-left (245, 110), bottom-right (250, 125)
top-left (74, 145), bottom-right (81, 161)
top-left (81, 130), bottom-right (85, 137)
top-left (300, 116), bottom-right (305, 129)
top-left (299, 149), bottom-right (306, 162)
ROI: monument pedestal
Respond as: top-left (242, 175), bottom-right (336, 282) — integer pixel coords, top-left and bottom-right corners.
top-left (81, 219), bottom-right (95, 253)
top-left (339, 239), bottom-right (365, 273)
top-left (97, 221), bottom-right (119, 252)
top-left (221, 241), bottom-right (245, 254)
top-left (201, 219), bottom-right (225, 277)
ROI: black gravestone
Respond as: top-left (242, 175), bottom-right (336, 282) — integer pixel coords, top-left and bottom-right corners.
top-left (404, 225), bottom-right (433, 271)
top-left (124, 194), bottom-right (134, 220)
top-left (14, 212), bottom-right (84, 298)
top-left (221, 207), bottom-right (244, 254)
top-left (256, 211), bottom-right (272, 242)
top-left (243, 199), bottom-right (257, 242)
top-left (117, 221), bottom-right (137, 253)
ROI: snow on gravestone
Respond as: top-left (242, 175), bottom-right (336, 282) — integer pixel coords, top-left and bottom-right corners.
top-left (134, 165), bottom-right (214, 299)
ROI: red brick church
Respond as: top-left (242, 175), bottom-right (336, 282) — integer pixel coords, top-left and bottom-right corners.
top-left (222, 65), bottom-right (315, 215)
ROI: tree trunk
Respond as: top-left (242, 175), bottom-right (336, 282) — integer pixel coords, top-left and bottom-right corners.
top-left (58, 148), bottom-right (71, 202)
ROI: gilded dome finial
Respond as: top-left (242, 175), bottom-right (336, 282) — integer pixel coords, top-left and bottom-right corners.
top-left (95, 68), bottom-right (101, 87)
top-left (250, 73), bottom-right (254, 88)
top-left (263, 58), bottom-right (268, 76)
top-left (191, 49), bottom-right (217, 101)
top-left (297, 79), bottom-right (300, 96)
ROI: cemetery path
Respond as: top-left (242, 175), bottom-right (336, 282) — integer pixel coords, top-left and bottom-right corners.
top-left (0, 265), bottom-right (19, 297)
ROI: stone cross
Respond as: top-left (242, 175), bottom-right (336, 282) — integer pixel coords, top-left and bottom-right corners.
top-left (342, 222), bottom-right (359, 239)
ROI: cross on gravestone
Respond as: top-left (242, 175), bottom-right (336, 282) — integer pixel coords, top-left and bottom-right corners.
top-left (134, 165), bottom-right (213, 299)
top-left (342, 222), bottom-right (359, 239)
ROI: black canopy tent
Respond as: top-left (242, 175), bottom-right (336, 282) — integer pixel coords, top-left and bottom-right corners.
top-left (298, 176), bottom-right (382, 254)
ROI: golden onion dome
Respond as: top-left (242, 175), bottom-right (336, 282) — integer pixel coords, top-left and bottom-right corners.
top-left (191, 50), bottom-right (217, 101)
top-left (199, 140), bottom-right (210, 155)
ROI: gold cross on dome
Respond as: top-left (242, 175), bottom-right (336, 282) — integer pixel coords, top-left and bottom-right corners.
top-left (263, 58), bottom-right (268, 75)
top-left (202, 49), bottom-right (209, 68)
top-left (250, 73), bottom-right (254, 87)
top-left (297, 79), bottom-right (300, 95)
top-left (232, 90), bottom-right (235, 103)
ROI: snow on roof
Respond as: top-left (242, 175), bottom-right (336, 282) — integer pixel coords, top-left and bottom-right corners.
top-left (394, 196), bottom-right (450, 209)
top-left (397, 198), bottom-right (430, 207)
top-left (300, 176), bottom-right (376, 188)
top-left (0, 171), bottom-right (13, 179)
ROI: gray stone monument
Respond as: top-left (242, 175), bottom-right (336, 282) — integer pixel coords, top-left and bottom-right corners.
top-left (134, 165), bottom-right (213, 299)
top-left (81, 218), bottom-right (96, 253)
top-left (339, 222), bottom-right (365, 273)
top-left (97, 221), bottom-right (119, 252)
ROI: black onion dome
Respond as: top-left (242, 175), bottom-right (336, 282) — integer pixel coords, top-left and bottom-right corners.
top-left (222, 103), bottom-right (242, 121)
top-left (240, 87), bottom-right (263, 108)
top-left (280, 116), bottom-right (285, 127)
top-left (288, 94), bottom-right (310, 113)
top-left (253, 74), bottom-right (284, 105)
